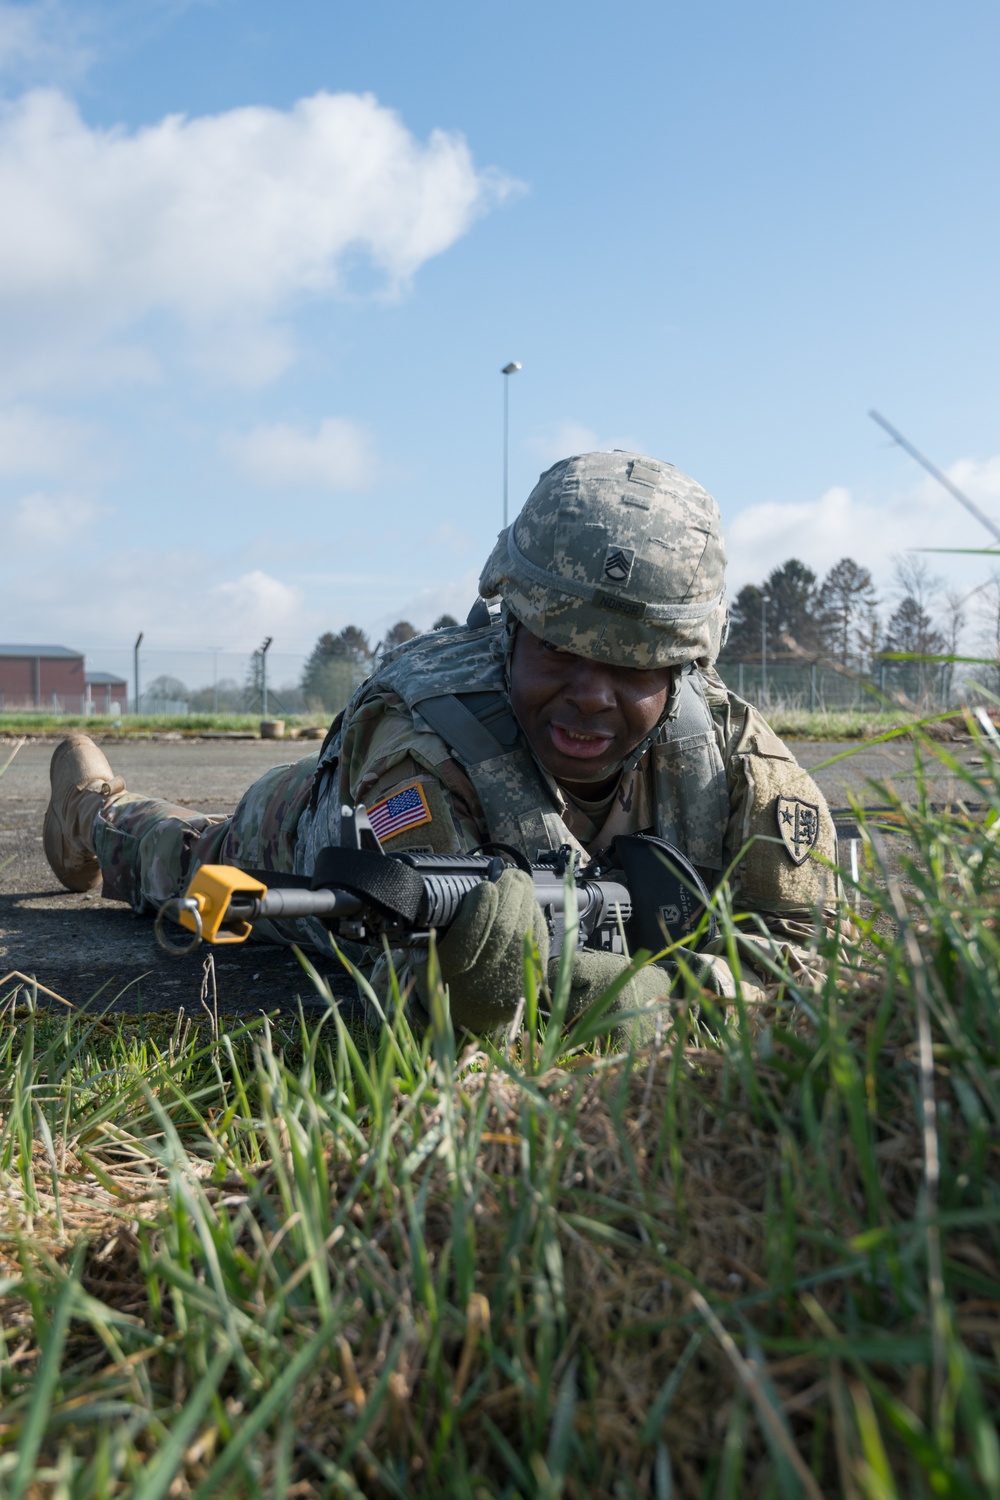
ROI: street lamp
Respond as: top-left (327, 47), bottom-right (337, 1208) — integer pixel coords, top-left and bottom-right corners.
top-left (760, 596), bottom-right (768, 699)
top-left (502, 361), bottom-right (522, 528)
top-left (133, 631), bottom-right (143, 715)
top-left (260, 636), bottom-right (273, 717)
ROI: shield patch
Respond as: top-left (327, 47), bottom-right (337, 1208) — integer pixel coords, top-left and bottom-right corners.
top-left (776, 795), bottom-right (820, 865)
top-left (603, 545), bottom-right (635, 585)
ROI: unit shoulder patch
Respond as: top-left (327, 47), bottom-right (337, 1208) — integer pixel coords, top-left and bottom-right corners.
top-left (367, 781), bottom-right (433, 843)
top-left (776, 795), bottom-right (820, 865)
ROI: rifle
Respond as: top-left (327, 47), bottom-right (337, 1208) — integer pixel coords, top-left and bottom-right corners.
top-left (155, 804), bottom-right (715, 959)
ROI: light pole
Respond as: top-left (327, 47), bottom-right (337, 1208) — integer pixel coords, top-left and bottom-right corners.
top-left (502, 361), bottom-right (521, 528)
top-left (133, 631), bottom-right (143, 715)
top-left (260, 636), bottom-right (273, 717)
top-left (760, 597), bottom-right (768, 699)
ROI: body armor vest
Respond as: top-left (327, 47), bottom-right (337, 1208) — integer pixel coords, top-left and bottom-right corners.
top-left (317, 623), bottom-right (730, 872)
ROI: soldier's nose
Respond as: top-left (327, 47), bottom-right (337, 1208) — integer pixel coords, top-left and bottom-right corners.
top-left (562, 663), bottom-right (618, 715)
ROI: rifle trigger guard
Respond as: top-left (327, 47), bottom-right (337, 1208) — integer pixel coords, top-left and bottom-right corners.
top-left (155, 897), bottom-right (204, 955)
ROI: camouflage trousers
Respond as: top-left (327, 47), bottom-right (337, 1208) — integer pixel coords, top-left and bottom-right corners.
top-left (94, 754), bottom-right (320, 943)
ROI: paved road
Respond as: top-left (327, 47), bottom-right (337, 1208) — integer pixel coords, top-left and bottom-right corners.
top-left (0, 737), bottom-right (344, 1018)
top-left (1, 731), bottom-right (987, 1016)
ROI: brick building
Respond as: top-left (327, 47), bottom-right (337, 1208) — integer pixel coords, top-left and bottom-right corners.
top-left (85, 671), bottom-right (128, 715)
top-left (0, 645), bottom-right (86, 711)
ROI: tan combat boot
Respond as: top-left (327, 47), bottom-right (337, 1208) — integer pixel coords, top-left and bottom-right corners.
top-left (43, 734), bottom-right (127, 892)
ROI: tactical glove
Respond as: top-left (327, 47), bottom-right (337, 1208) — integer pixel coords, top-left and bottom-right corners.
top-left (413, 868), bottom-right (549, 1032)
top-left (547, 949), bottom-right (673, 1046)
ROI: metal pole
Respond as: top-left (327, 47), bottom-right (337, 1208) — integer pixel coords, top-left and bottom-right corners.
top-left (761, 597), bottom-right (768, 699)
top-left (133, 632), bottom-right (143, 715)
top-left (501, 362), bottom-right (521, 529)
top-left (213, 649), bottom-right (219, 715)
top-left (260, 636), bottom-right (273, 717)
top-left (503, 376), bottom-right (509, 529)
top-left (810, 661), bottom-right (816, 713)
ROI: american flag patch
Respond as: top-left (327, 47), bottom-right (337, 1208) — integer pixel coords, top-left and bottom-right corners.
top-left (367, 782), bottom-right (433, 843)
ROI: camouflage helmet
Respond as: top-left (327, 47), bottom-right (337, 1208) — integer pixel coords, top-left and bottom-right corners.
top-left (479, 451), bottom-right (728, 669)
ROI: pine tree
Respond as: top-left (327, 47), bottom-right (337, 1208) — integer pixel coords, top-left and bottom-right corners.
top-left (383, 621), bottom-right (418, 651)
top-left (819, 558), bottom-right (879, 668)
top-left (883, 596), bottom-right (945, 657)
top-left (764, 559), bottom-right (822, 654)
top-left (301, 627), bottom-right (372, 713)
top-left (724, 584), bottom-right (766, 658)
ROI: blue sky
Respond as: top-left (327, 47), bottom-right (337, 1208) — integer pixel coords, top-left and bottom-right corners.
top-left (2, 0), bottom-right (999, 681)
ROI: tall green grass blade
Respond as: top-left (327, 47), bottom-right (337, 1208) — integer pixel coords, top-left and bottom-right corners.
top-left (7, 1242), bottom-right (84, 1500)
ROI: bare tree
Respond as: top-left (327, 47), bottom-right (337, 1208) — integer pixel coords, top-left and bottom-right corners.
top-left (975, 572), bottom-right (1000, 659)
top-left (892, 555), bottom-right (942, 615)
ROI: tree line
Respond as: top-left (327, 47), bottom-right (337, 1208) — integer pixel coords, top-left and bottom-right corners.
top-left (722, 555), bottom-right (964, 670)
top-left (300, 615), bottom-right (460, 711)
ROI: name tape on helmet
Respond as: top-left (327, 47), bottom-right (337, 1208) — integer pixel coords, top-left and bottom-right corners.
top-left (593, 590), bottom-right (647, 618)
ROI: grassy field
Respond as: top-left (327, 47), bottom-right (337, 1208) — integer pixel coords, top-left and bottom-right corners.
top-left (0, 713), bottom-right (329, 737)
top-left (0, 706), bottom-right (946, 741)
top-left (0, 726), bottom-right (998, 1496)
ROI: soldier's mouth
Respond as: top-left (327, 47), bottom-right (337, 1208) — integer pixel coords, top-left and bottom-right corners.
top-left (549, 723), bottom-right (616, 760)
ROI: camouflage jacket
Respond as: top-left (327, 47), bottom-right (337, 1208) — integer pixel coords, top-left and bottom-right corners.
top-left (295, 623), bottom-right (842, 977)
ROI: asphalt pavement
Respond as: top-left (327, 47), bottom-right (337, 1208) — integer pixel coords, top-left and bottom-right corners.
top-left (0, 730), bottom-right (988, 1016)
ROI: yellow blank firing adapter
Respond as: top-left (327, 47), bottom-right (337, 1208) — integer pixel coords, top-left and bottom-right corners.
top-left (154, 865), bottom-right (267, 954)
top-left (180, 865), bottom-right (267, 944)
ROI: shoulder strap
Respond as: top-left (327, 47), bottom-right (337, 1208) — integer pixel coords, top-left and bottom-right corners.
top-left (652, 669), bottom-right (729, 872)
top-left (414, 688), bottom-right (573, 858)
top-left (414, 691), bottom-right (519, 764)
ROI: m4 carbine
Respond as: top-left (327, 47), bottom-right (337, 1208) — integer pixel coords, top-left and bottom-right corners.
top-left (155, 804), bottom-right (715, 959)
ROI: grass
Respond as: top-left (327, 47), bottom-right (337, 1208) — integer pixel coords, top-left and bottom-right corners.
top-left (1, 722), bottom-right (998, 1495)
top-left (762, 705), bottom-right (968, 740)
top-left (4, 704), bottom-right (985, 743)
top-left (1, 705), bottom-right (983, 741)
top-left (0, 714), bottom-right (327, 737)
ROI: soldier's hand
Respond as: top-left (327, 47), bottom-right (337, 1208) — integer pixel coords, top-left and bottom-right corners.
top-left (413, 868), bottom-right (549, 1032)
top-left (547, 949), bottom-right (673, 1046)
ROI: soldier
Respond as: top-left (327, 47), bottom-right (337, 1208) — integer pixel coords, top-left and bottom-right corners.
top-left (44, 451), bottom-right (841, 1032)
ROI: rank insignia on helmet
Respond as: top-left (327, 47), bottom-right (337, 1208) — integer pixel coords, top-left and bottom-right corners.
top-left (776, 795), bottom-right (820, 865)
top-left (603, 545), bottom-right (635, 584)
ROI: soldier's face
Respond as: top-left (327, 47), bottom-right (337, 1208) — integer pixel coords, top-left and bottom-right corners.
top-left (509, 626), bottom-right (675, 794)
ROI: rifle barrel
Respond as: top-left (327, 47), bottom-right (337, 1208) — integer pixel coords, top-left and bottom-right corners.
top-left (229, 889), bottom-right (364, 922)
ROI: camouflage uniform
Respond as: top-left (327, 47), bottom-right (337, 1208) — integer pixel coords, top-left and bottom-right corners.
top-left (92, 451), bottom-right (841, 985)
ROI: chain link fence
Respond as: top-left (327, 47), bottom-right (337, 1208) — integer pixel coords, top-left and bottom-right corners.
top-left (717, 657), bottom-right (1000, 711)
top-left (4, 644), bottom-right (999, 718)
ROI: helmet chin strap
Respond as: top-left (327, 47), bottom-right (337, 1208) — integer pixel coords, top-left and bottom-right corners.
top-left (620, 665), bottom-right (683, 773)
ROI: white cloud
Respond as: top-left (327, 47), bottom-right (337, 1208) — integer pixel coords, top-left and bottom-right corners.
top-left (209, 569), bottom-right (304, 639)
top-left (6, 489), bottom-right (111, 544)
top-left (0, 87), bottom-right (518, 391)
top-left (0, 2), bottom-right (91, 82)
top-left (724, 456), bottom-right (1000, 594)
top-left (368, 566), bottom-right (483, 639)
top-left (0, 403), bottom-right (101, 477)
top-left (225, 417), bottom-right (374, 490)
top-left (526, 422), bottom-right (645, 473)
